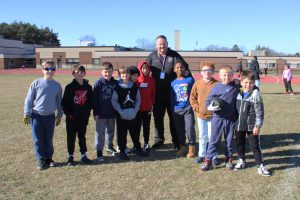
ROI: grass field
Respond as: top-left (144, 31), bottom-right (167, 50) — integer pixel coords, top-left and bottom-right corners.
top-left (0, 74), bottom-right (299, 200)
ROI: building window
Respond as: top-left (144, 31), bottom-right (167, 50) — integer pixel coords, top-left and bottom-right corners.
top-left (92, 58), bottom-right (100, 65)
top-left (297, 64), bottom-right (300, 68)
top-left (66, 58), bottom-right (79, 65)
top-left (269, 63), bottom-right (275, 68)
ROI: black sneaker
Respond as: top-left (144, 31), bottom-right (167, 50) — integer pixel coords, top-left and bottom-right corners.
top-left (37, 159), bottom-right (46, 170)
top-left (45, 158), bottom-right (56, 167)
top-left (119, 152), bottom-right (129, 160)
top-left (144, 144), bottom-right (151, 152)
top-left (136, 149), bottom-right (149, 157)
top-left (152, 141), bottom-right (164, 149)
top-left (200, 160), bottom-right (213, 171)
top-left (106, 147), bottom-right (118, 156)
top-left (96, 151), bottom-right (104, 162)
top-left (67, 156), bottom-right (75, 166)
top-left (81, 155), bottom-right (92, 164)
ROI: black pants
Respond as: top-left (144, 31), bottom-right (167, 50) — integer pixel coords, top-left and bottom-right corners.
top-left (236, 131), bottom-right (263, 165)
top-left (172, 106), bottom-right (196, 146)
top-left (116, 114), bottom-right (142, 153)
top-left (153, 92), bottom-right (178, 146)
top-left (136, 110), bottom-right (151, 145)
top-left (283, 78), bottom-right (293, 93)
top-left (66, 118), bottom-right (88, 155)
top-left (264, 68), bottom-right (267, 75)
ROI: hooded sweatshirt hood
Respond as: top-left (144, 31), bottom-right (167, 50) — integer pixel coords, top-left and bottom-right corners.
top-left (137, 60), bottom-right (151, 82)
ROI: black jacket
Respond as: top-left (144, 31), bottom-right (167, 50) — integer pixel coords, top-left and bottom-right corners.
top-left (146, 48), bottom-right (190, 93)
top-left (250, 60), bottom-right (261, 80)
top-left (62, 79), bottom-right (93, 123)
top-left (235, 88), bottom-right (264, 131)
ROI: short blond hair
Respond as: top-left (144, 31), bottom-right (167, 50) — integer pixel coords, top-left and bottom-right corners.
top-left (200, 61), bottom-right (215, 70)
top-left (219, 65), bottom-right (233, 74)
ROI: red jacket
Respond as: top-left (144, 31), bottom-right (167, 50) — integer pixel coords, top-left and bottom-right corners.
top-left (136, 60), bottom-right (156, 111)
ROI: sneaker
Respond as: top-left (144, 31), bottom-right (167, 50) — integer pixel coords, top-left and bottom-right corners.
top-left (119, 152), bottom-right (129, 160)
top-left (172, 144), bottom-right (180, 150)
top-left (45, 158), bottom-right (56, 167)
top-left (96, 151), bottom-right (104, 162)
top-left (212, 158), bottom-right (221, 167)
top-left (175, 145), bottom-right (187, 156)
top-left (67, 156), bottom-right (75, 166)
top-left (106, 147), bottom-right (118, 156)
top-left (144, 144), bottom-right (150, 152)
top-left (194, 156), bottom-right (205, 164)
top-left (136, 149), bottom-right (149, 157)
top-left (290, 92), bottom-right (295, 95)
top-left (200, 160), bottom-right (213, 171)
top-left (125, 147), bottom-right (133, 154)
top-left (234, 159), bottom-right (246, 170)
top-left (152, 141), bottom-right (164, 149)
top-left (225, 157), bottom-right (233, 170)
top-left (285, 92), bottom-right (289, 95)
top-left (257, 164), bottom-right (271, 177)
top-left (37, 159), bottom-right (46, 170)
top-left (81, 155), bottom-right (92, 164)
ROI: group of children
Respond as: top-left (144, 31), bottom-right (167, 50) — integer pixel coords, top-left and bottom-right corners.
top-left (24, 60), bottom-right (271, 176)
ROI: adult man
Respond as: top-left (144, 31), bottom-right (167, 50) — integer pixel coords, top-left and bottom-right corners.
top-left (250, 56), bottom-right (261, 87)
top-left (146, 35), bottom-right (190, 149)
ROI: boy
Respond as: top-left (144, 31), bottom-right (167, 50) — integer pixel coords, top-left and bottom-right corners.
top-left (111, 66), bottom-right (148, 160)
top-left (24, 60), bottom-right (62, 170)
top-left (61, 65), bottom-right (93, 166)
top-left (234, 70), bottom-right (270, 176)
top-left (190, 61), bottom-right (220, 165)
top-left (170, 60), bottom-right (196, 158)
top-left (136, 61), bottom-right (156, 151)
top-left (201, 65), bottom-right (239, 171)
top-left (93, 62), bottom-right (118, 162)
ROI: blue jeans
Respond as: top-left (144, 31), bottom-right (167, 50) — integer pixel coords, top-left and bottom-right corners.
top-left (31, 113), bottom-right (55, 160)
top-left (197, 118), bottom-right (218, 158)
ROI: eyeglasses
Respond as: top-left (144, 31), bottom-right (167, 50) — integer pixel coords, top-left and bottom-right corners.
top-left (201, 69), bottom-right (213, 73)
top-left (43, 67), bottom-right (56, 71)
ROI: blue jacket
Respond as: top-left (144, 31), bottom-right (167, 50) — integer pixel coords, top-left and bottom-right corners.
top-left (206, 82), bottom-right (239, 121)
top-left (93, 77), bottom-right (118, 118)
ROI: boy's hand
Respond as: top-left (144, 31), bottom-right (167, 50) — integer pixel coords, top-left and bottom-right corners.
top-left (55, 117), bottom-right (61, 126)
top-left (93, 115), bottom-right (99, 121)
top-left (23, 115), bottom-right (30, 125)
top-left (253, 127), bottom-right (260, 135)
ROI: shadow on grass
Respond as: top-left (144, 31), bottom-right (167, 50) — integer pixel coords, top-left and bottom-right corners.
top-left (54, 143), bottom-right (179, 167)
top-left (233, 133), bottom-right (300, 171)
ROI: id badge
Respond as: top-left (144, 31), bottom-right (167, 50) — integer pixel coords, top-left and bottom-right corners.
top-left (160, 72), bottom-right (165, 79)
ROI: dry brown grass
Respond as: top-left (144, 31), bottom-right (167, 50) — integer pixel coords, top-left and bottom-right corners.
top-left (0, 74), bottom-right (299, 200)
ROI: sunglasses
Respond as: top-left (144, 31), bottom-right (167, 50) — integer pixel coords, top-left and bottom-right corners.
top-left (43, 67), bottom-right (56, 71)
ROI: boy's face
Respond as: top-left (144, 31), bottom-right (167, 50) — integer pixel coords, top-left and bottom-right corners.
top-left (102, 68), bottom-right (113, 80)
top-left (174, 63), bottom-right (186, 77)
top-left (141, 64), bottom-right (150, 76)
top-left (241, 78), bottom-right (254, 92)
top-left (201, 66), bottom-right (214, 80)
top-left (42, 65), bottom-right (56, 80)
top-left (219, 69), bottom-right (233, 84)
top-left (120, 72), bottom-right (130, 82)
top-left (131, 73), bottom-right (139, 82)
top-left (73, 69), bottom-right (85, 81)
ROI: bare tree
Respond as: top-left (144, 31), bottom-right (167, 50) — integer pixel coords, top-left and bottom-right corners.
top-left (136, 38), bottom-right (155, 50)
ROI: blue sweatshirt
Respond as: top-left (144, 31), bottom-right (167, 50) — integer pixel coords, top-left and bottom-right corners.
top-left (24, 78), bottom-right (63, 118)
top-left (206, 81), bottom-right (238, 120)
top-left (171, 76), bottom-right (195, 111)
top-left (93, 77), bottom-right (118, 118)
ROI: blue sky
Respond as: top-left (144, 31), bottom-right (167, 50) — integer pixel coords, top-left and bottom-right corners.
top-left (1, 0), bottom-right (300, 53)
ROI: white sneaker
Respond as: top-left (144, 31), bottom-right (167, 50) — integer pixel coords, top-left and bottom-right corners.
top-left (234, 159), bottom-right (246, 170)
top-left (257, 164), bottom-right (271, 176)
